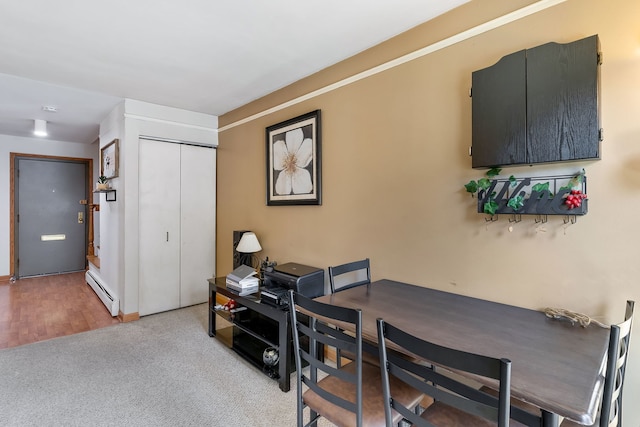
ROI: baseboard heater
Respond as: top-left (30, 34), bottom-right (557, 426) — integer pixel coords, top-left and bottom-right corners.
top-left (85, 270), bottom-right (119, 317)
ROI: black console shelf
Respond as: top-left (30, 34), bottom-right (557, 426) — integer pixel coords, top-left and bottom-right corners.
top-left (208, 277), bottom-right (294, 392)
top-left (234, 317), bottom-right (279, 350)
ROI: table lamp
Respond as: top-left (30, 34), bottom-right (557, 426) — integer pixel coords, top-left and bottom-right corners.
top-left (236, 232), bottom-right (262, 269)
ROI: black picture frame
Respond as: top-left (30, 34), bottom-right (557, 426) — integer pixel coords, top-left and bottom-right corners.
top-left (266, 110), bottom-right (321, 206)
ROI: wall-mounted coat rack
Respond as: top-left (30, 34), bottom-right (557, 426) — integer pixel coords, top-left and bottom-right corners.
top-left (476, 174), bottom-right (587, 217)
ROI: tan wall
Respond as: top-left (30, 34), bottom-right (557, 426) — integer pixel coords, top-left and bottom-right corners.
top-left (218, 0), bottom-right (640, 422)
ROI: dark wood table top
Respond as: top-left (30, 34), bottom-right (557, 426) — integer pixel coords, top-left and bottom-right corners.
top-left (314, 279), bottom-right (609, 425)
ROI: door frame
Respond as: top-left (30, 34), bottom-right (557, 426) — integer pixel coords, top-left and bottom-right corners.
top-left (9, 153), bottom-right (93, 279)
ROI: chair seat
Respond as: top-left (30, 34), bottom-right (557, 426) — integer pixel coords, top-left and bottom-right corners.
top-left (303, 361), bottom-right (425, 427)
top-left (339, 348), bottom-right (382, 367)
top-left (420, 401), bottom-right (498, 427)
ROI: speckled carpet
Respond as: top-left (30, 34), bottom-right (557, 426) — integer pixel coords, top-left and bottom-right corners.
top-left (0, 303), bottom-right (311, 426)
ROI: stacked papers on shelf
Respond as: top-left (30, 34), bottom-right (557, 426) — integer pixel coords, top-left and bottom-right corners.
top-left (226, 280), bottom-right (259, 296)
top-left (226, 264), bottom-right (259, 295)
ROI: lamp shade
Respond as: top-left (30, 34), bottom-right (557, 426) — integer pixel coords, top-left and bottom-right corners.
top-left (236, 232), bottom-right (262, 253)
top-left (34, 119), bottom-right (47, 137)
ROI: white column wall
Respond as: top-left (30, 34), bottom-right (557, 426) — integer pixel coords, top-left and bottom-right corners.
top-left (99, 99), bottom-right (218, 317)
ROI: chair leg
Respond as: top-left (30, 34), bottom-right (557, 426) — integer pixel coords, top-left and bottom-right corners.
top-left (297, 389), bottom-right (304, 427)
top-left (309, 409), bottom-right (319, 427)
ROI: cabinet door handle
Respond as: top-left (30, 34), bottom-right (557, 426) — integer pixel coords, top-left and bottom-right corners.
top-left (166, 232), bottom-right (169, 242)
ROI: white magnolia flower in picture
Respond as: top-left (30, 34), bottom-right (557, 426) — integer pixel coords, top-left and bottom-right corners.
top-left (272, 127), bottom-right (313, 195)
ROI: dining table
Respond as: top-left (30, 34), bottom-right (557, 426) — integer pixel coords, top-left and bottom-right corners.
top-left (313, 279), bottom-right (610, 426)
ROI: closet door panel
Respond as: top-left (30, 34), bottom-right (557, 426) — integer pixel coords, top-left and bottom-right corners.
top-left (139, 139), bottom-right (181, 316)
top-left (180, 144), bottom-right (216, 307)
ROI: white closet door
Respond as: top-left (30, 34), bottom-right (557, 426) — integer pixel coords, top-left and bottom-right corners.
top-left (139, 139), bottom-right (181, 316)
top-left (180, 144), bottom-right (216, 306)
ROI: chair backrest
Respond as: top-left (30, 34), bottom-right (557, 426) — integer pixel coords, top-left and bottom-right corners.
top-left (288, 290), bottom-right (365, 426)
top-left (328, 258), bottom-right (371, 294)
top-left (377, 318), bottom-right (512, 427)
top-left (600, 300), bottom-right (634, 427)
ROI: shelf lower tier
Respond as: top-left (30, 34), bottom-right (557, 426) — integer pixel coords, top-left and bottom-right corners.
top-left (234, 332), bottom-right (281, 380)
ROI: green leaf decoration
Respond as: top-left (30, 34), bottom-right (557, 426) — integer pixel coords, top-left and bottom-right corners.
top-left (464, 180), bottom-right (478, 194)
top-left (567, 169), bottom-right (586, 189)
top-left (532, 182), bottom-right (550, 192)
top-left (478, 177), bottom-right (492, 190)
top-left (486, 168), bottom-right (502, 178)
top-left (509, 175), bottom-right (517, 187)
top-left (484, 199), bottom-right (498, 216)
top-left (507, 195), bottom-right (524, 210)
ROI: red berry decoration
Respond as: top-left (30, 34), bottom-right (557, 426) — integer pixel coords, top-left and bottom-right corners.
top-left (565, 190), bottom-right (587, 209)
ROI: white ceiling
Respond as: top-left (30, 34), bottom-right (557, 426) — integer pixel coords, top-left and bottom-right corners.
top-left (0, 0), bottom-right (468, 143)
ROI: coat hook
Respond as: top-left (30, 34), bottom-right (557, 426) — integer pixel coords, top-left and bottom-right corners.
top-left (535, 215), bottom-right (548, 224)
top-left (509, 214), bottom-right (522, 223)
top-left (485, 215), bottom-right (498, 222)
top-left (485, 214), bottom-right (498, 231)
top-left (563, 215), bottom-right (577, 224)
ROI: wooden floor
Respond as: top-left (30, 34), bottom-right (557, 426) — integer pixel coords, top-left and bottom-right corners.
top-left (0, 271), bottom-right (120, 349)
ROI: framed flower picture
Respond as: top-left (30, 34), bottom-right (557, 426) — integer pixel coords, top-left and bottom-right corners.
top-left (266, 110), bottom-right (322, 206)
top-left (100, 139), bottom-right (119, 179)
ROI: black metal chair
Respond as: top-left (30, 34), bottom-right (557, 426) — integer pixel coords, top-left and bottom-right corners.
top-left (562, 300), bottom-right (634, 427)
top-left (377, 317), bottom-right (512, 427)
top-left (328, 259), bottom-right (377, 368)
top-left (288, 290), bottom-right (423, 427)
top-left (328, 258), bottom-right (371, 294)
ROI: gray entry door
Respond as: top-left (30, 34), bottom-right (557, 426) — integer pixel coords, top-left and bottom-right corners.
top-left (16, 158), bottom-right (87, 278)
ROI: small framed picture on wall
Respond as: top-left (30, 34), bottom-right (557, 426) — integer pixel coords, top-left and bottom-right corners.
top-left (101, 139), bottom-right (119, 179)
top-left (265, 110), bottom-right (322, 206)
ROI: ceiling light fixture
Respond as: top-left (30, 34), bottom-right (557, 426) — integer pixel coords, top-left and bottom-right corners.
top-left (41, 105), bottom-right (58, 113)
top-left (34, 119), bottom-right (48, 137)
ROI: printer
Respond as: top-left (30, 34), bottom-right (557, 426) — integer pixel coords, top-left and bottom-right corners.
top-left (261, 262), bottom-right (325, 308)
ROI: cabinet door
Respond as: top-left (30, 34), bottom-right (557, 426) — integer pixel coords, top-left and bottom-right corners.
top-left (180, 144), bottom-right (216, 307)
top-left (471, 50), bottom-right (527, 168)
top-left (138, 139), bottom-right (181, 316)
top-left (526, 35), bottom-right (600, 163)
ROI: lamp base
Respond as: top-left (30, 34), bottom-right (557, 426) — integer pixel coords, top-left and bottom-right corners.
top-left (238, 253), bottom-right (258, 269)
